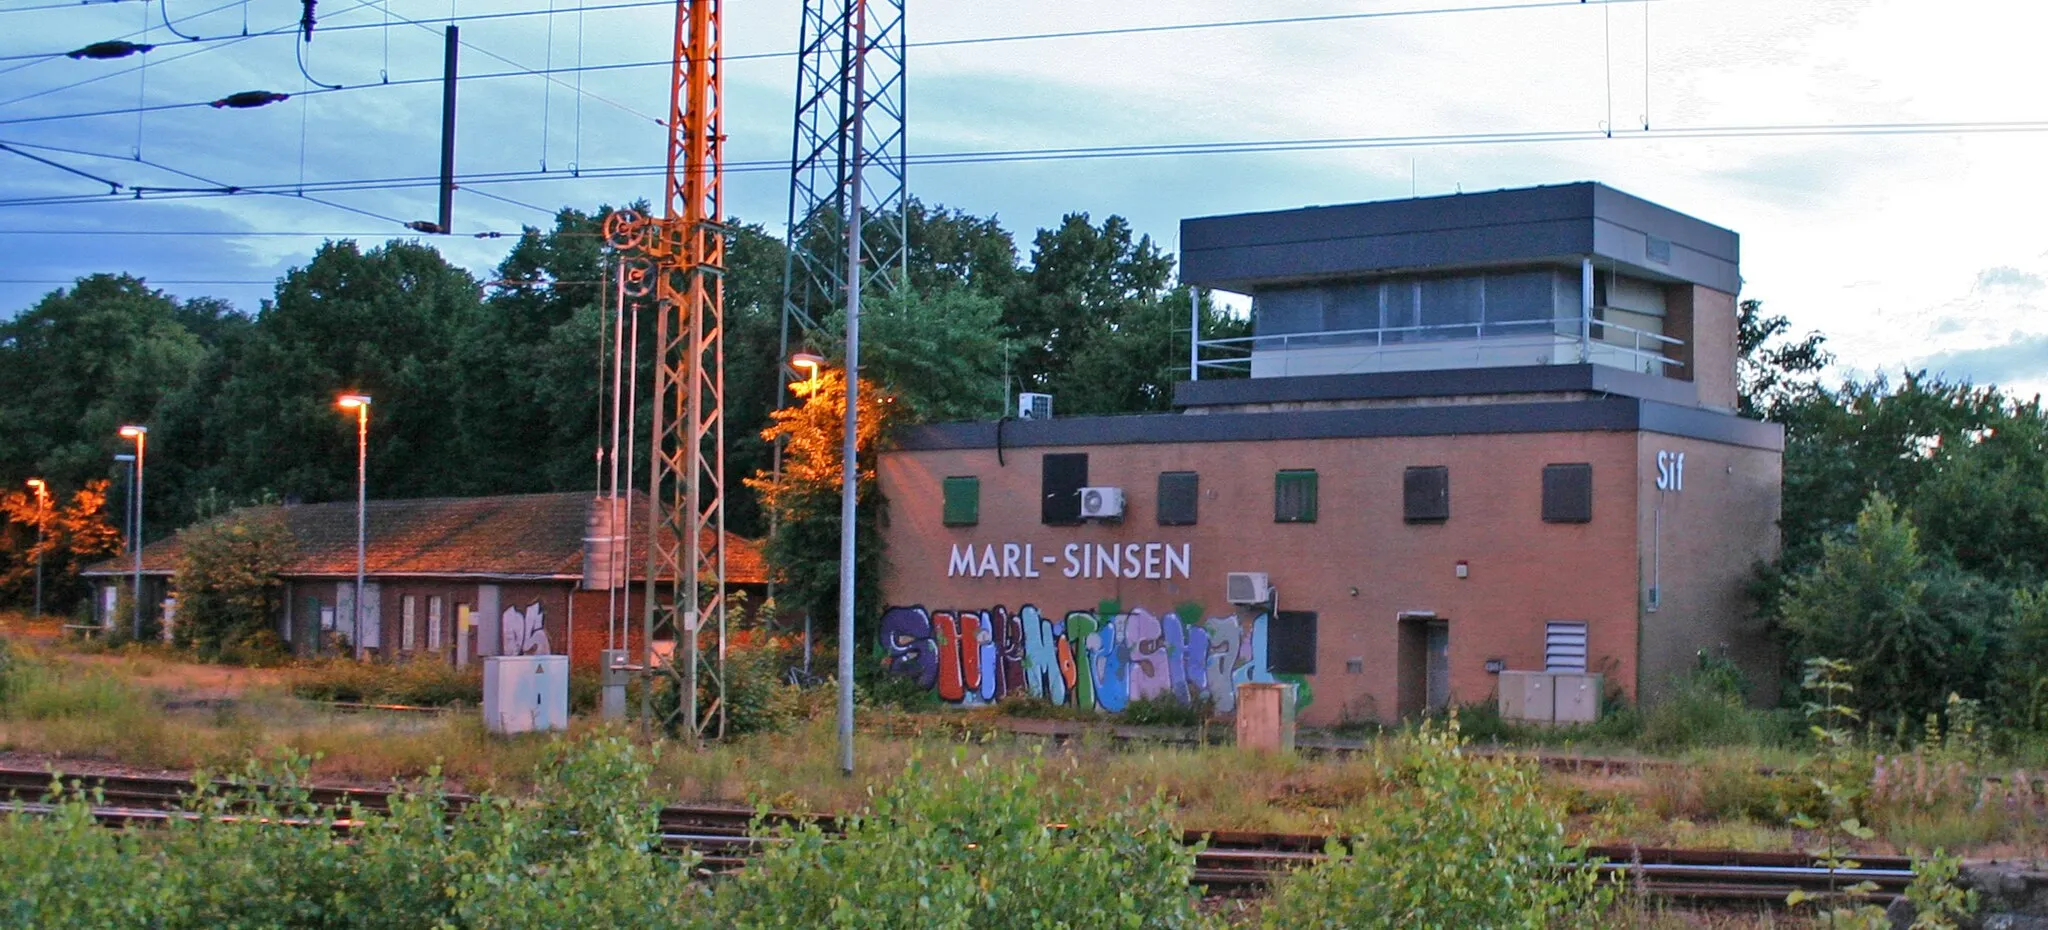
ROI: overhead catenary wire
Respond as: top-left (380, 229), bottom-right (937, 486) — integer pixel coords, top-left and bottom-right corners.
top-left (8, 116), bottom-right (2048, 214)
top-left (0, 0), bottom-right (1673, 123)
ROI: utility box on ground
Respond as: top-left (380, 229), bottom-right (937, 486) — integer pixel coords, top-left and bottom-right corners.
top-left (482, 655), bottom-right (569, 735)
top-left (1498, 670), bottom-right (1602, 726)
top-left (1235, 682), bottom-right (1298, 753)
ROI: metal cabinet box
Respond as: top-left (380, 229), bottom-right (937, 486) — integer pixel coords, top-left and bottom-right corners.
top-left (1499, 670), bottom-right (1601, 726)
top-left (482, 655), bottom-right (570, 734)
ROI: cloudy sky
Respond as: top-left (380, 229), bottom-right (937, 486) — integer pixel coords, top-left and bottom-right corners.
top-left (3, 0), bottom-right (2045, 393)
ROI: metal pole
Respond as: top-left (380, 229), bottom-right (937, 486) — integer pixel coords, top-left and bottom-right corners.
top-left (836, 0), bottom-right (869, 779)
top-left (1189, 286), bottom-right (1200, 381)
top-left (1579, 256), bottom-right (1594, 363)
top-left (437, 26), bottom-right (459, 234)
top-left (32, 488), bottom-right (46, 618)
top-left (131, 433), bottom-right (144, 641)
top-left (355, 404), bottom-right (367, 661)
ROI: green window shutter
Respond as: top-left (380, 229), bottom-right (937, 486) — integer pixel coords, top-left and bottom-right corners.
top-left (942, 476), bottom-right (980, 526)
top-left (1275, 469), bottom-right (1318, 523)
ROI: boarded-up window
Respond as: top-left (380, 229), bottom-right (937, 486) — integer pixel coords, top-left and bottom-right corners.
top-left (1545, 621), bottom-right (1588, 672)
top-left (1275, 469), bottom-right (1318, 523)
top-left (402, 595), bottom-right (418, 651)
top-left (1157, 471), bottom-right (1199, 526)
top-left (1041, 454), bottom-right (1088, 525)
top-left (1404, 466), bottom-right (1450, 523)
top-left (1269, 611), bottom-right (1318, 675)
top-left (942, 476), bottom-right (980, 526)
top-left (427, 596), bottom-right (445, 650)
top-left (1543, 463), bottom-right (1594, 523)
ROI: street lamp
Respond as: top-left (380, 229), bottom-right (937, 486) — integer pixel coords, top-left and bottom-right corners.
top-left (25, 479), bottom-right (48, 618)
top-left (118, 425), bottom-right (147, 640)
top-left (337, 394), bottom-right (372, 661)
top-left (788, 351), bottom-right (825, 396)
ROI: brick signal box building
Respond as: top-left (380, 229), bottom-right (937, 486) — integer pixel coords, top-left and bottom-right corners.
top-left (876, 183), bottom-right (1782, 726)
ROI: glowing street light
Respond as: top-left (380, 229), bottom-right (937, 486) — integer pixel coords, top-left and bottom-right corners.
top-left (788, 351), bottom-right (825, 395)
top-left (25, 479), bottom-right (48, 618)
top-left (337, 394), bottom-right (371, 660)
top-left (117, 425), bottom-right (147, 640)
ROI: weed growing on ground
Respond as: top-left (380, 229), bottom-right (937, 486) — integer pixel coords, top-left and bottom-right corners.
top-left (1259, 719), bottom-right (1617, 929)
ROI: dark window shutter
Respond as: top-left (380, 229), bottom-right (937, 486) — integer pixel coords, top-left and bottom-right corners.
top-left (1157, 471), bottom-right (1199, 526)
top-left (1543, 463), bottom-right (1593, 523)
top-left (1404, 466), bottom-right (1450, 523)
top-left (1269, 611), bottom-right (1318, 675)
top-left (1041, 454), bottom-right (1088, 525)
top-left (1275, 469), bottom-right (1318, 523)
top-left (942, 476), bottom-right (979, 526)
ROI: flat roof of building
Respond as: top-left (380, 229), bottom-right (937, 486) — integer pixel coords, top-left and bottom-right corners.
top-left (1180, 181), bottom-right (1739, 295)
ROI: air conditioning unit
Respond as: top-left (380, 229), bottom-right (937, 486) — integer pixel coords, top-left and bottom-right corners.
top-left (1225, 572), bottom-right (1272, 605)
top-left (1017, 392), bottom-right (1053, 420)
top-left (1078, 486), bottom-right (1124, 519)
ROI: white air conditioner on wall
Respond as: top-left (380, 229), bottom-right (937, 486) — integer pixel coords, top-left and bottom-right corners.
top-left (1017, 392), bottom-right (1053, 420)
top-left (1079, 486), bottom-right (1124, 519)
top-left (1226, 571), bottom-right (1272, 605)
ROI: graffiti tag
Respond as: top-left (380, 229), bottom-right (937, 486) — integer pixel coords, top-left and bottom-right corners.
top-left (880, 603), bottom-right (1273, 713)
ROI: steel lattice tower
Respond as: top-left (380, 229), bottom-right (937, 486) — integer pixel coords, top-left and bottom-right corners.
top-left (604, 0), bottom-right (726, 740)
top-left (779, 0), bottom-right (907, 351)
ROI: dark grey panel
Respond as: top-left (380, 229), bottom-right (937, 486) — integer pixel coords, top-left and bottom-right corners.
top-left (898, 396), bottom-right (1784, 453)
top-left (1157, 471), bottom-right (1199, 526)
top-left (1404, 466), bottom-right (1450, 523)
top-left (1639, 401), bottom-right (1785, 452)
top-left (1269, 611), bottom-right (1319, 675)
top-left (1172, 364), bottom-right (1697, 408)
top-left (1180, 181), bottom-right (1737, 295)
top-left (1041, 453), bottom-right (1087, 525)
top-left (1542, 463), bottom-right (1594, 523)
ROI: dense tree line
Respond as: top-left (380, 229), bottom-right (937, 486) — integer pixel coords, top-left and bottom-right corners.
top-left (0, 200), bottom-right (1246, 616)
top-left (1741, 302), bottom-right (2048, 731)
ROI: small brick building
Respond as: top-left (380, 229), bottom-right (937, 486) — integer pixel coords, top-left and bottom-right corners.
top-left (82, 491), bottom-right (767, 669)
top-left (874, 183), bottom-right (1783, 726)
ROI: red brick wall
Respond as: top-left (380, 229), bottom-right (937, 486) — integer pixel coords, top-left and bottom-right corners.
top-left (878, 431), bottom-right (1645, 726)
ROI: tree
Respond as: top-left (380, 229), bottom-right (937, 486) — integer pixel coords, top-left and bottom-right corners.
top-left (1777, 494), bottom-right (1999, 722)
top-left (171, 510), bottom-right (294, 658)
top-left (0, 480), bottom-right (122, 614)
top-left (201, 240), bottom-right (483, 504)
top-left (1060, 286), bottom-right (1250, 415)
top-left (744, 369), bottom-right (900, 639)
top-left (1003, 213), bottom-right (1176, 401)
top-left (0, 275), bottom-right (210, 491)
top-left (825, 282), bottom-right (1011, 423)
top-left (1736, 298), bottom-right (1830, 420)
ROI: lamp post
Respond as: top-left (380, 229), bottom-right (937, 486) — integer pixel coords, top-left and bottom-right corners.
top-left (788, 351), bottom-right (824, 396)
top-left (25, 479), bottom-right (48, 618)
top-left (117, 425), bottom-right (147, 640)
top-left (338, 394), bottom-right (372, 661)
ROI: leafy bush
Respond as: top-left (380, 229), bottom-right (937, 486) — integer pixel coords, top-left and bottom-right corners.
top-left (1120, 695), bottom-right (1211, 727)
top-left (703, 751), bottom-right (1211, 929)
top-left (1642, 661), bottom-right (1783, 751)
top-left (1260, 720), bottom-right (1616, 929)
top-left (171, 511), bottom-right (295, 660)
top-left (0, 735), bottom-right (699, 928)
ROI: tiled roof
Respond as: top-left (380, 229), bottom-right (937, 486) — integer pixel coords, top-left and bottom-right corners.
top-left (82, 491), bottom-right (768, 585)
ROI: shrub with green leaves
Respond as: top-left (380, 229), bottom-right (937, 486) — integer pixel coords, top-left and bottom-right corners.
top-left (0, 735), bottom-right (698, 928)
top-left (703, 750), bottom-right (1211, 929)
top-left (1260, 719), bottom-right (1616, 929)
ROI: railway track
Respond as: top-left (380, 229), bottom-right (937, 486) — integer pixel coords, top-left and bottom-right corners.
top-left (0, 767), bottom-right (1915, 903)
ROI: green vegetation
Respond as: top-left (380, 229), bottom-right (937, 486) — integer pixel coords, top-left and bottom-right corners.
top-left (1260, 720), bottom-right (1616, 929)
top-left (171, 511), bottom-right (295, 661)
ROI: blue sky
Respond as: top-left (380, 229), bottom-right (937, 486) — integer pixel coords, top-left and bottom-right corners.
top-left (4, 0), bottom-right (2047, 393)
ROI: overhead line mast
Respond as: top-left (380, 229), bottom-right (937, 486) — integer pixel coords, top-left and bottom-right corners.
top-left (605, 0), bottom-right (724, 739)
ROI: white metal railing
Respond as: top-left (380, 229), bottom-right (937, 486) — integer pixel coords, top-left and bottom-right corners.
top-left (1194, 315), bottom-right (1685, 378)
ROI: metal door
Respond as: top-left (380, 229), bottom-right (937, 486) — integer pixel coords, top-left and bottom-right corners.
top-left (1425, 620), bottom-right (1451, 714)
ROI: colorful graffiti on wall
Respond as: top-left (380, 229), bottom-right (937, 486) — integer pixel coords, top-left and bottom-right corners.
top-left (880, 603), bottom-right (1275, 712)
top-left (500, 603), bottom-right (550, 656)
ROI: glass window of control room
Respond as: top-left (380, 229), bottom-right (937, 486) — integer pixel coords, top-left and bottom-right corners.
top-left (1252, 269), bottom-right (1582, 345)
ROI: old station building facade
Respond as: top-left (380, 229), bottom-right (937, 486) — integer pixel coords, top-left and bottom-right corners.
top-left (876, 183), bottom-right (1783, 726)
